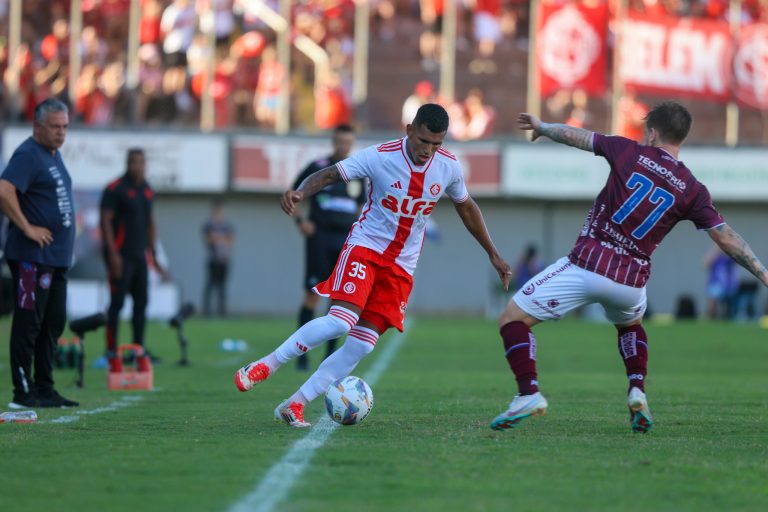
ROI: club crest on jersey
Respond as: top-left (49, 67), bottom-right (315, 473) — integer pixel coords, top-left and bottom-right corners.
top-left (381, 195), bottom-right (436, 218)
top-left (429, 183), bottom-right (441, 196)
top-left (39, 273), bottom-right (52, 289)
top-left (343, 282), bottom-right (357, 294)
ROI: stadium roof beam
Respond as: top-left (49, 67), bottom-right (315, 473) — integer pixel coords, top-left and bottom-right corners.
top-left (610, 0), bottom-right (628, 136)
top-left (725, 0), bottom-right (742, 148)
top-left (126, 0), bottom-right (141, 123)
top-left (525, 0), bottom-right (541, 122)
top-left (352, 0), bottom-right (370, 127)
top-left (199, 3), bottom-right (217, 132)
top-left (5, 0), bottom-right (22, 119)
top-left (68, 0), bottom-right (83, 110)
top-left (438, 0), bottom-right (457, 103)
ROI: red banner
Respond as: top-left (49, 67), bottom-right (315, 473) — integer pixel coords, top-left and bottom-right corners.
top-left (536, 1), bottom-right (608, 97)
top-left (733, 24), bottom-right (768, 110)
top-left (619, 12), bottom-right (733, 102)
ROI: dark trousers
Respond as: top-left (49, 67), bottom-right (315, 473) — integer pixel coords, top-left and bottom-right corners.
top-left (8, 260), bottom-right (68, 396)
top-left (203, 260), bottom-right (229, 316)
top-left (106, 255), bottom-right (148, 352)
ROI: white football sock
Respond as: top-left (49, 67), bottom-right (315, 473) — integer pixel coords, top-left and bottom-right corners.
top-left (272, 306), bottom-right (359, 367)
top-left (298, 326), bottom-right (379, 402)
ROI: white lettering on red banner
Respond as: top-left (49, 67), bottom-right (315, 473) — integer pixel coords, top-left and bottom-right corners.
top-left (619, 13), bottom-right (731, 101)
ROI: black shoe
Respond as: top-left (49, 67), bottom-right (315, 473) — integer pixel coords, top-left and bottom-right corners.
top-left (37, 390), bottom-right (79, 408)
top-left (8, 392), bottom-right (38, 409)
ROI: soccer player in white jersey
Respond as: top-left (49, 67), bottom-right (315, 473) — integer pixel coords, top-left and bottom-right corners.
top-left (234, 104), bottom-right (513, 427)
top-left (491, 102), bottom-right (768, 433)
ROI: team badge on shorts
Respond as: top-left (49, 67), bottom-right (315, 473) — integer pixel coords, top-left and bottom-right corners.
top-left (39, 273), bottom-right (52, 290)
top-left (522, 284), bottom-right (535, 295)
top-left (429, 183), bottom-right (441, 196)
top-left (343, 282), bottom-right (357, 294)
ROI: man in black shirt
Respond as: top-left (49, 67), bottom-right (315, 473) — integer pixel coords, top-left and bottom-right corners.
top-left (100, 148), bottom-right (163, 372)
top-left (0, 99), bottom-right (78, 408)
top-left (292, 125), bottom-right (364, 370)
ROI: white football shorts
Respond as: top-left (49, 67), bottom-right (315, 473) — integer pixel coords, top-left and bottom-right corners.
top-left (512, 257), bottom-right (647, 325)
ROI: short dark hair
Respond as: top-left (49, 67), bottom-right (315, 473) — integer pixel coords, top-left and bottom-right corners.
top-left (34, 98), bottom-right (68, 124)
top-left (334, 124), bottom-right (355, 135)
top-left (412, 103), bottom-right (449, 133)
top-left (126, 147), bottom-right (144, 164)
top-left (644, 101), bottom-right (692, 145)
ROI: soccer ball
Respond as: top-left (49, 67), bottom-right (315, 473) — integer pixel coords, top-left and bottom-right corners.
top-left (324, 375), bottom-right (374, 425)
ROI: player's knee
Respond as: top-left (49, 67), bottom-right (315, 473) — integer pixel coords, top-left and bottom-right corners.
top-left (325, 305), bottom-right (359, 336)
top-left (346, 336), bottom-right (375, 357)
top-left (499, 299), bottom-right (534, 327)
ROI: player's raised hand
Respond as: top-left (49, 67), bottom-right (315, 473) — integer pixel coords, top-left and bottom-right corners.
top-left (491, 253), bottom-right (513, 291)
top-left (517, 113), bottom-right (543, 142)
top-left (280, 190), bottom-right (304, 216)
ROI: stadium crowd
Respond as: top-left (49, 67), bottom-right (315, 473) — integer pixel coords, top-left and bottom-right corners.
top-left (0, 0), bottom-right (766, 138)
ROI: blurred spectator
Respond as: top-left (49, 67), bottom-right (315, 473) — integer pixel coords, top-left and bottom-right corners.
top-left (160, 0), bottom-right (196, 67)
top-left (202, 198), bottom-right (235, 317)
top-left (140, 0), bottom-right (164, 45)
top-left (449, 88), bottom-right (495, 140)
top-left (253, 45), bottom-right (285, 129)
top-left (402, 80), bottom-right (435, 127)
top-left (41, 18), bottom-right (70, 64)
top-left (372, 0), bottom-right (397, 41)
top-left (617, 89), bottom-right (649, 142)
top-left (704, 246), bottom-right (738, 319)
top-left (468, 0), bottom-right (502, 74)
top-left (419, 0), bottom-right (444, 71)
top-left (513, 244), bottom-right (544, 291)
top-left (315, 71), bottom-right (351, 130)
top-left (80, 25), bottom-right (108, 66)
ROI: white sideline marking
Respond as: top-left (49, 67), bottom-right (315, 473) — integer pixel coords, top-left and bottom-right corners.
top-left (39, 395), bottom-right (144, 424)
top-left (228, 320), bottom-right (412, 512)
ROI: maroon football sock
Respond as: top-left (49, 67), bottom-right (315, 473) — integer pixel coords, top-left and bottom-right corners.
top-left (500, 321), bottom-right (539, 395)
top-left (617, 324), bottom-right (648, 392)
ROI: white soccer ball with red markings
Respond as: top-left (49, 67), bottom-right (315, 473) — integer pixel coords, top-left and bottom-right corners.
top-left (325, 376), bottom-right (374, 425)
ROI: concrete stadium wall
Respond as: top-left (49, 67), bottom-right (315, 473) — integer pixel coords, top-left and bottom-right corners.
top-left (155, 194), bottom-right (768, 318)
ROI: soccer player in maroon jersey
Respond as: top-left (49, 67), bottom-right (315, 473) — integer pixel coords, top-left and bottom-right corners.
top-left (491, 102), bottom-right (768, 433)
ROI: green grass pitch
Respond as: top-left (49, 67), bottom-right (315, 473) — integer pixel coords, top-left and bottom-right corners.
top-left (1, 316), bottom-right (766, 511)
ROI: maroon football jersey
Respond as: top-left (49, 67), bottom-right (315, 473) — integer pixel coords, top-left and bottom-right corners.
top-left (568, 134), bottom-right (725, 287)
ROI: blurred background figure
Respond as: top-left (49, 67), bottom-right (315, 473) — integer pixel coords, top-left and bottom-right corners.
top-left (449, 88), bottom-right (495, 140)
top-left (401, 80), bottom-right (435, 129)
top-left (419, 0), bottom-right (443, 71)
top-left (202, 198), bottom-right (235, 318)
top-left (101, 148), bottom-right (165, 370)
top-left (617, 89), bottom-right (649, 142)
top-left (513, 244), bottom-right (543, 292)
top-left (468, 0), bottom-right (502, 74)
top-left (704, 245), bottom-right (738, 319)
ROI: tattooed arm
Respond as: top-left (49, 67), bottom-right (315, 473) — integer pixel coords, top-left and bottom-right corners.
top-left (280, 165), bottom-right (342, 216)
top-left (517, 113), bottom-right (594, 152)
top-left (708, 224), bottom-right (768, 287)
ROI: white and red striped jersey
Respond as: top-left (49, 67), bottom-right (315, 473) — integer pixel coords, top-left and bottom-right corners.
top-left (336, 137), bottom-right (469, 275)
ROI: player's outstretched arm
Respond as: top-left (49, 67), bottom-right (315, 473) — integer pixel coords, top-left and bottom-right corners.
top-left (708, 224), bottom-right (768, 287)
top-left (517, 113), bottom-right (594, 152)
top-left (280, 165), bottom-right (342, 216)
top-left (453, 197), bottom-right (512, 291)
